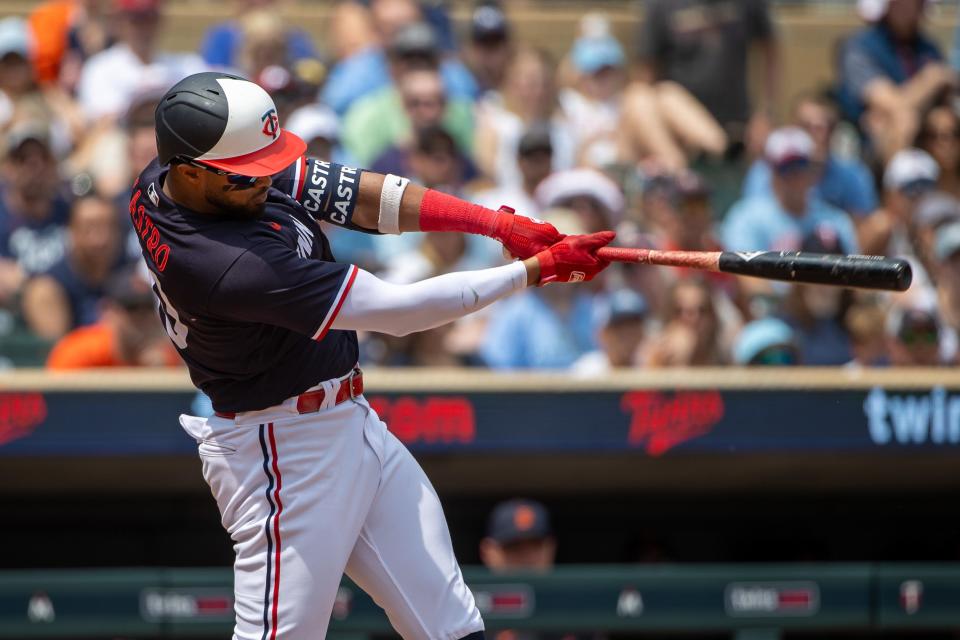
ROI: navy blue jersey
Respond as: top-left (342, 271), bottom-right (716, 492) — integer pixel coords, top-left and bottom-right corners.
top-left (129, 157), bottom-right (365, 413)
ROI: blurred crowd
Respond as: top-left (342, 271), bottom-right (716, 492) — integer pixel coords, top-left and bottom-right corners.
top-left (1, 0), bottom-right (959, 371)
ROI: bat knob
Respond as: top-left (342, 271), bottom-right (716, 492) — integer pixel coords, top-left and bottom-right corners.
top-left (892, 259), bottom-right (913, 292)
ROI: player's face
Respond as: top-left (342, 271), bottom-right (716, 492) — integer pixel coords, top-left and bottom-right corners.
top-left (200, 170), bottom-right (272, 219)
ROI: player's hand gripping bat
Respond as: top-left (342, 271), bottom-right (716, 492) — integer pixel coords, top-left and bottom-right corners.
top-left (594, 248), bottom-right (912, 292)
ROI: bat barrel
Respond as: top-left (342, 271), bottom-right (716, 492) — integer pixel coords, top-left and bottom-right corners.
top-left (717, 251), bottom-right (913, 292)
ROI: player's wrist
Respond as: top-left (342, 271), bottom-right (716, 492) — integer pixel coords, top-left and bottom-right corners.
top-left (522, 256), bottom-right (541, 287)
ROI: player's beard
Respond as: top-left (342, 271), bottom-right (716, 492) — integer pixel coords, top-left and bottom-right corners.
top-left (204, 183), bottom-right (268, 220)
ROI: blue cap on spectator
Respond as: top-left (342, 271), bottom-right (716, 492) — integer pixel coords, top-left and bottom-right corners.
top-left (487, 499), bottom-right (553, 545)
top-left (884, 148), bottom-right (939, 195)
top-left (0, 18), bottom-right (30, 59)
top-left (733, 317), bottom-right (799, 365)
top-left (935, 221), bottom-right (960, 261)
top-left (571, 35), bottom-right (625, 74)
top-left (604, 289), bottom-right (647, 326)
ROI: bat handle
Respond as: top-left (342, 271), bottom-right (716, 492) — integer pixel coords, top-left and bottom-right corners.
top-left (596, 247), bottom-right (644, 262)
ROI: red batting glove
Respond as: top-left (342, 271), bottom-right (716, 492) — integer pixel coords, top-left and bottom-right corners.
top-left (535, 231), bottom-right (616, 285)
top-left (418, 191), bottom-right (563, 259)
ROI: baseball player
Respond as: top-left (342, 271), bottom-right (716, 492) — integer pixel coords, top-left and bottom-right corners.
top-left (132, 71), bottom-right (613, 640)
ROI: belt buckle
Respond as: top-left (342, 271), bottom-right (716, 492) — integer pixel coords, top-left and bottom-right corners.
top-left (348, 367), bottom-right (360, 401)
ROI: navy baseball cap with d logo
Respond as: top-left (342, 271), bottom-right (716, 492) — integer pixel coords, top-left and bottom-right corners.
top-left (155, 71), bottom-right (306, 177)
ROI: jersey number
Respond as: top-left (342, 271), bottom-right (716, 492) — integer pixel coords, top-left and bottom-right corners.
top-left (149, 270), bottom-right (188, 349)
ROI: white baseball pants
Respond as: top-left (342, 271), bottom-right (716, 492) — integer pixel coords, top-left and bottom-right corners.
top-left (179, 394), bottom-right (484, 640)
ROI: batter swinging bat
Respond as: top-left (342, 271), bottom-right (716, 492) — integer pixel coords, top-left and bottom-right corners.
top-left (595, 248), bottom-right (912, 292)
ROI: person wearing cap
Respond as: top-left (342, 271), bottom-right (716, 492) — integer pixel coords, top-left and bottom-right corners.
top-left (885, 297), bottom-right (951, 366)
top-left (141, 71), bottom-right (611, 640)
top-left (480, 499), bottom-right (556, 572)
top-left (535, 168), bottom-right (625, 234)
top-left (733, 317), bottom-right (800, 366)
top-left (909, 191), bottom-right (960, 284)
top-left (463, 2), bottom-right (513, 98)
top-left (21, 192), bottom-right (124, 341)
top-left (837, 0), bottom-right (950, 161)
top-left (0, 121), bottom-right (72, 306)
top-left (46, 264), bottom-right (180, 369)
top-left (572, 288), bottom-right (648, 375)
top-left (341, 30), bottom-right (474, 166)
top-left (77, 0), bottom-right (207, 121)
top-left (558, 28), bottom-right (628, 169)
top-left (722, 127), bottom-right (860, 257)
top-left (636, 0), bottom-right (779, 155)
top-left (473, 121), bottom-right (553, 219)
top-left (199, 0), bottom-right (318, 71)
top-left (859, 148), bottom-right (940, 300)
top-left (321, 0), bottom-right (477, 116)
top-left (743, 92), bottom-right (879, 219)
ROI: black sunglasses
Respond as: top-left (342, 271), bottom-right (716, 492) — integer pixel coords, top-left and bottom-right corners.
top-left (177, 157), bottom-right (258, 185)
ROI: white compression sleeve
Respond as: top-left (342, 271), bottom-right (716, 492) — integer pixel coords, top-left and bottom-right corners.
top-left (331, 261), bottom-right (528, 337)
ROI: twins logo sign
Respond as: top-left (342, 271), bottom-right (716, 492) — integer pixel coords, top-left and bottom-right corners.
top-left (261, 108), bottom-right (279, 139)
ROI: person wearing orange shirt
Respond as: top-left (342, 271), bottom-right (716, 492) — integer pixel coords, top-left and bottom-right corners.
top-left (46, 266), bottom-right (180, 369)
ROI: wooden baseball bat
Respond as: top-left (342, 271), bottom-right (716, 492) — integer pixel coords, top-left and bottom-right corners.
top-left (595, 248), bottom-right (912, 292)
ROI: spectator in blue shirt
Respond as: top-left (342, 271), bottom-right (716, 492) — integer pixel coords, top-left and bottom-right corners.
top-left (723, 127), bottom-right (860, 255)
top-left (199, 0), bottom-right (317, 69)
top-left (321, 0), bottom-right (477, 115)
top-left (743, 92), bottom-right (878, 218)
top-left (837, 0), bottom-right (951, 161)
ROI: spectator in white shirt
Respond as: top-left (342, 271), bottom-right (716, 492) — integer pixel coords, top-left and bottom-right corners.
top-left (78, 0), bottom-right (206, 122)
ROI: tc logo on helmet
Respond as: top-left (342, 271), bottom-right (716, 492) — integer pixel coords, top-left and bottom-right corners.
top-left (261, 108), bottom-right (280, 139)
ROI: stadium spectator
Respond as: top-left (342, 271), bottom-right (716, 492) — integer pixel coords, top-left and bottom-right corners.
top-left (916, 101), bottom-right (960, 198)
top-left (475, 46), bottom-right (575, 189)
top-left (462, 3), bottom-right (513, 98)
top-left (0, 122), bottom-right (71, 305)
top-left (535, 168), bottom-right (624, 235)
top-left (285, 103), bottom-right (347, 164)
top-left (838, 0), bottom-right (950, 162)
top-left (480, 209), bottom-right (602, 370)
top-left (77, 0), bottom-right (206, 122)
top-left (645, 277), bottom-right (729, 367)
top-left (342, 28), bottom-right (474, 165)
top-left (910, 192), bottom-right (960, 286)
top-left (743, 92), bottom-right (879, 219)
top-left (559, 30), bottom-right (629, 169)
top-left (778, 230), bottom-right (854, 366)
top-left (199, 0), bottom-right (317, 70)
top-left (636, 0), bottom-right (779, 154)
top-left (46, 265), bottom-right (180, 369)
top-left (21, 193), bottom-right (123, 340)
top-left (0, 17), bottom-right (82, 154)
top-left (320, 0), bottom-right (476, 116)
top-left (28, 0), bottom-right (113, 88)
top-left (572, 288), bottom-right (647, 374)
top-left (886, 303), bottom-right (948, 366)
top-left (934, 221), bottom-right (960, 357)
top-left (722, 127), bottom-right (859, 254)
top-left (733, 316), bottom-right (800, 366)
top-left (472, 122), bottom-right (553, 218)
top-left (859, 148), bottom-right (939, 299)
top-left (480, 498), bottom-right (556, 572)
top-left (845, 296), bottom-right (892, 367)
